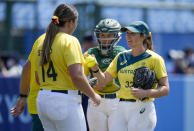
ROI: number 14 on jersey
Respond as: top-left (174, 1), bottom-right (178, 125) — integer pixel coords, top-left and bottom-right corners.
top-left (42, 61), bottom-right (58, 82)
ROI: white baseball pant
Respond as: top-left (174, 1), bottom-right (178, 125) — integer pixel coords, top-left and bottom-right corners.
top-left (109, 100), bottom-right (156, 131)
top-left (87, 97), bottom-right (119, 131)
top-left (36, 89), bottom-right (86, 131)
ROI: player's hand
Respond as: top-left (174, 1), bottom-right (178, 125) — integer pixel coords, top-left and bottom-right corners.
top-left (91, 93), bottom-right (101, 107)
top-left (88, 77), bottom-right (98, 88)
top-left (93, 85), bottom-right (104, 91)
top-left (10, 97), bottom-right (27, 117)
top-left (85, 55), bottom-right (98, 68)
top-left (131, 87), bottom-right (148, 99)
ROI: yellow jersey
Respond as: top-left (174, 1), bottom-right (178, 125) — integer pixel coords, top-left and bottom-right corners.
top-left (106, 49), bottom-right (167, 101)
top-left (33, 33), bottom-right (84, 90)
top-left (27, 34), bottom-right (45, 114)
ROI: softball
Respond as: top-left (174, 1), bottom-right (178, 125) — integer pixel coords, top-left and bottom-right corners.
top-left (85, 56), bottom-right (96, 68)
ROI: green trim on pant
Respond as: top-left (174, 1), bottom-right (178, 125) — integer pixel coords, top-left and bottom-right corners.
top-left (31, 114), bottom-right (44, 131)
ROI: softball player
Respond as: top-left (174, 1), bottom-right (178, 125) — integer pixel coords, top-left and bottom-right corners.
top-left (10, 36), bottom-right (44, 130)
top-left (89, 21), bottom-right (170, 131)
top-left (84, 18), bottom-right (126, 131)
top-left (32, 4), bottom-right (101, 131)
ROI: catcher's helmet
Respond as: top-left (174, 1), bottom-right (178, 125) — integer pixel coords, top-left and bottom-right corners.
top-left (94, 18), bottom-right (121, 56)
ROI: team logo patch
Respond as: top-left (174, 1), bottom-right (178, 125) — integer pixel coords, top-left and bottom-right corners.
top-left (101, 58), bottom-right (112, 65)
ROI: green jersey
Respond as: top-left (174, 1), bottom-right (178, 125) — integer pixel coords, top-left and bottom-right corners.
top-left (84, 46), bottom-right (126, 94)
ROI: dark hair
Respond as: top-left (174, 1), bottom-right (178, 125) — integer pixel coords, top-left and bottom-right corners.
top-left (40, 4), bottom-right (78, 65)
top-left (141, 33), bottom-right (154, 51)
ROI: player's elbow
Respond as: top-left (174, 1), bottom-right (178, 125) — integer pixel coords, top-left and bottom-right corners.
top-left (158, 85), bottom-right (169, 98)
top-left (164, 85), bottom-right (170, 96)
top-left (71, 73), bottom-right (83, 82)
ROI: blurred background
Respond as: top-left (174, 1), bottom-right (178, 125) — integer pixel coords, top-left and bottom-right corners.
top-left (0, 0), bottom-right (194, 131)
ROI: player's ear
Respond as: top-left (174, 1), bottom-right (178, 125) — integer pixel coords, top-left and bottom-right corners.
top-left (70, 20), bottom-right (77, 26)
top-left (65, 20), bottom-right (73, 28)
top-left (141, 34), bottom-right (146, 41)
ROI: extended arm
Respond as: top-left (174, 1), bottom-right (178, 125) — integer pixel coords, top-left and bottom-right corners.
top-left (68, 63), bottom-right (101, 105)
top-left (10, 60), bottom-right (31, 117)
top-left (90, 64), bottom-right (114, 91)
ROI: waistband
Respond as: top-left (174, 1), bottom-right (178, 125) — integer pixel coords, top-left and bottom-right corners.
top-left (40, 89), bottom-right (81, 95)
top-left (100, 93), bottom-right (117, 99)
top-left (119, 98), bottom-right (136, 102)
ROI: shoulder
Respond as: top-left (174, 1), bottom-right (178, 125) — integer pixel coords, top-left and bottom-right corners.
top-left (146, 50), bottom-right (165, 62)
top-left (87, 47), bottom-right (99, 54)
top-left (117, 49), bottom-right (131, 56)
top-left (146, 50), bottom-right (163, 58)
top-left (113, 50), bottom-right (131, 61)
top-left (36, 33), bottom-right (46, 43)
top-left (59, 33), bottom-right (80, 47)
top-left (114, 46), bottom-right (126, 51)
top-left (59, 33), bottom-right (79, 42)
top-left (33, 33), bottom-right (46, 49)
top-left (37, 33), bottom-right (46, 40)
top-left (113, 46), bottom-right (127, 56)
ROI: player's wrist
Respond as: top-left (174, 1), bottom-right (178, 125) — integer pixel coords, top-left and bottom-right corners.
top-left (91, 64), bottom-right (99, 72)
top-left (19, 94), bottom-right (28, 99)
top-left (91, 68), bottom-right (99, 73)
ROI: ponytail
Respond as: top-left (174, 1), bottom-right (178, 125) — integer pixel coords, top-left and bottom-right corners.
top-left (40, 4), bottom-right (78, 66)
top-left (40, 22), bottom-right (59, 66)
top-left (143, 32), bottom-right (154, 51)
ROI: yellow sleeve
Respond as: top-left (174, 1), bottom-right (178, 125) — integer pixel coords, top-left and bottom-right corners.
top-left (28, 34), bottom-right (44, 62)
top-left (106, 54), bottom-right (119, 78)
top-left (63, 37), bottom-right (84, 67)
top-left (154, 56), bottom-right (168, 80)
top-left (28, 41), bottom-right (37, 61)
top-left (28, 51), bottom-right (32, 62)
top-left (83, 51), bottom-right (90, 76)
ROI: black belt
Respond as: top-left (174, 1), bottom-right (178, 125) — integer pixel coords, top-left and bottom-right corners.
top-left (119, 98), bottom-right (136, 102)
top-left (40, 89), bottom-right (81, 95)
top-left (100, 94), bottom-right (116, 99)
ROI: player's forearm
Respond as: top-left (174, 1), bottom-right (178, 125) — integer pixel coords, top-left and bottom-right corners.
top-left (90, 64), bottom-right (107, 88)
top-left (71, 73), bottom-right (96, 98)
top-left (69, 64), bottom-right (96, 98)
top-left (146, 85), bottom-right (169, 98)
top-left (19, 60), bottom-right (31, 96)
top-left (147, 77), bottom-right (169, 98)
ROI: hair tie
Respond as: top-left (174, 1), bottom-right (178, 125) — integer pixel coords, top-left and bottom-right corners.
top-left (148, 32), bottom-right (151, 38)
top-left (51, 16), bottom-right (59, 24)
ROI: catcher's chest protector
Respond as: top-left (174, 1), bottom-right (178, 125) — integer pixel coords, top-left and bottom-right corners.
top-left (88, 46), bottom-right (125, 72)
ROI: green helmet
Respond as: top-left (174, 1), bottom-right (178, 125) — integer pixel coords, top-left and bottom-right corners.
top-left (94, 18), bottom-right (121, 56)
